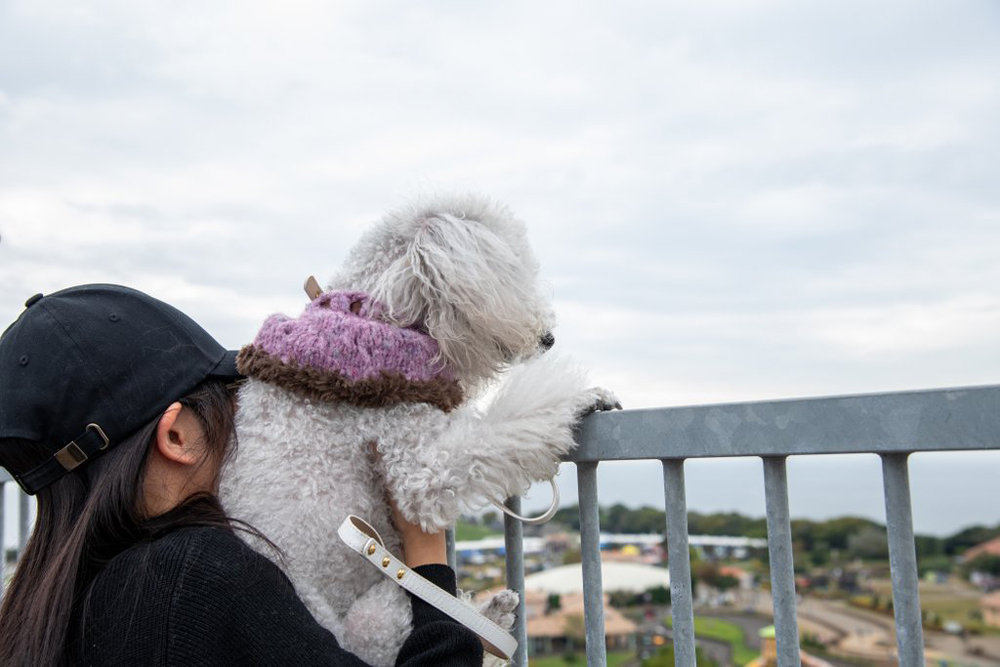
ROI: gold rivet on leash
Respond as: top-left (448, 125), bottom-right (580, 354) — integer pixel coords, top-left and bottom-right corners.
top-left (382, 556), bottom-right (391, 568)
top-left (367, 544), bottom-right (377, 556)
top-left (396, 569), bottom-right (405, 580)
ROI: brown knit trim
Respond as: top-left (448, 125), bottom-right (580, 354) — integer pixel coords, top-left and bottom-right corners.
top-left (236, 345), bottom-right (464, 413)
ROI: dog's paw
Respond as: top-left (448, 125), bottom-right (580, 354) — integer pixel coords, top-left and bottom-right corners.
top-left (478, 589), bottom-right (519, 631)
top-left (574, 386), bottom-right (623, 419)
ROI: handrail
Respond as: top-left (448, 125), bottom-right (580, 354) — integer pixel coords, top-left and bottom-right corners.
top-left (504, 383), bottom-right (1000, 667)
top-left (570, 384), bottom-right (1000, 461)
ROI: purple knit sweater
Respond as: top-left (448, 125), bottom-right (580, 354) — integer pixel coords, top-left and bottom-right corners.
top-left (236, 291), bottom-right (463, 412)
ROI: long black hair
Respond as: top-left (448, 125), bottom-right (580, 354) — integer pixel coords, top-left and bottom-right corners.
top-left (0, 379), bottom-right (270, 666)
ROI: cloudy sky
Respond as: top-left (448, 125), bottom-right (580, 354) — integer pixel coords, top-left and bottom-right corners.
top-left (1, 0), bottom-right (998, 537)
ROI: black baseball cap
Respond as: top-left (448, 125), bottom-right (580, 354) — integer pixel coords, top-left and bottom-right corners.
top-left (0, 284), bottom-right (243, 495)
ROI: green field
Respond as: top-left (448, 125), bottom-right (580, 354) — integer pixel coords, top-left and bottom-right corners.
top-left (530, 650), bottom-right (633, 666)
top-left (454, 521), bottom-right (502, 541)
top-left (664, 615), bottom-right (758, 665)
top-left (862, 578), bottom-right (1000, 635)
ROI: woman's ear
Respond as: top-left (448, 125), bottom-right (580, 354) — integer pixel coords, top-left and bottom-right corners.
top-left (155, 402), bottom-right (202, 466)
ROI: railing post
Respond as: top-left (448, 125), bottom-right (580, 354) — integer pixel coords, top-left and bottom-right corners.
top-left (19, 492), bottom-right (31, 554)
top-left (504, 496), bottom-right (528, 667)
top-left (577, 462), bottom-right (607, 666)
top-left (762, 456), bottom-right (801, 667)
top-left (661, 459), bottom-right (696, 667)
top-left (881, 453), bottom-right (925, 666)
top-left (0, 483), bottom-right (6, 587)
top-left (445, 527), bottom-right (456, 571)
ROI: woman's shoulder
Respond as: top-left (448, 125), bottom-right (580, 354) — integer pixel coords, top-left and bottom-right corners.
top-left (135, 525), bottom-right (278, 578)
top-left (78, 526), bottom-right (293, 664)
top-left (89, 525), bottom-right (283, 605)
top-left (100, 524), bottom-right (250, 564)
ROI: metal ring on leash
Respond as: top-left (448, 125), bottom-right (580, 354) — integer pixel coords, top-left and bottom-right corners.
top-left (492, 478), bottom-right (560, 525)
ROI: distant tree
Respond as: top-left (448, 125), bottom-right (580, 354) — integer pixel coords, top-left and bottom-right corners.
top-left (810, 541), bottom-right (831, 567)
top-left (647, 585), bottom-right (671, 605)
top-left (546, 505), bottom-right (988, 569)
top-left (608, 590), bottom-right (636, 608)
top-left (481, 510), bottom-right (499, 527)
top-left (914, 534), bottom-right (944, 559)
top-left (847, 526), bottom-right (889, 560)
top-left (606, 503), bottom-right (631, 533)
top-left (546, 593), bottom-right (562, 613)
top-left (693, 562), bottom-right (739, 592)
top-left (552, 505), bottom-right (582, 531)
top-left (964, 553), bottom-right (1000, 577)
top-left (945, 524), bottom-right (1000, 556)
top-left (917, 555), bottom-right (952, 577)
top-left (689, 511), bottom-right (766, 538)
top-left (562, 549), bottom-right (582, 565)
top-left (564, 614), bottom-right (585, 653)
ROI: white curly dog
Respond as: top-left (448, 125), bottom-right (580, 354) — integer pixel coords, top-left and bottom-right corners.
top-left (220, 195), bottom-right (619, 666)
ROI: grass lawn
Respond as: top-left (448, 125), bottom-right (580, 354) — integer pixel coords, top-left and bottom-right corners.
top-left (454, 521), bottom-right (502, 541)
top-left (864, 578), bottom-right (1000, 635)
top-left (530, 651), bottom-right (632, 666)
top-left (664, 615), bottom-right (758, 666)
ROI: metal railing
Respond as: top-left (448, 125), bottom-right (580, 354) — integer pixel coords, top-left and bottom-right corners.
top-left (2, 384), bottom-right (997, 667)
top-left (501, 384), bottom-right (1000, 667)
top-left (0, 471), bottom-right (34, 587)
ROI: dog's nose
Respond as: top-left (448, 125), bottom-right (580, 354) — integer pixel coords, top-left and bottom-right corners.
top-left (539, 332), bottom-right (555, 351)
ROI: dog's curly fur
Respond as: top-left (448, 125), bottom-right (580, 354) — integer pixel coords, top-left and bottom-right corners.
top-left (219, 194), bottom-right (619, 666)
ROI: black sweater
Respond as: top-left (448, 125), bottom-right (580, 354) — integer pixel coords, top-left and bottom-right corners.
top-left (69, 526), bottom-right (484, 666)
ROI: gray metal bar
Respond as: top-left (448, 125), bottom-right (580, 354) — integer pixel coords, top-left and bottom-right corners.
top-left (881, 453), bottom-right (925, 666)
top-left (577, 462), bottom-right (607, 666)
top-left (445, 527), bottom-right (456, 572)
top-left (1, 482), bottom-right (6, 587)
top-left (661, 459), bottom-right (696, 667)
top-left (503, 496), bottom-right (527, 667)
top-left (18, 492), bottom-right (31, 553)
top-left (762, 456), bottom-right (802, 667)
top-left (570, 384), bottom-right (1000, 462)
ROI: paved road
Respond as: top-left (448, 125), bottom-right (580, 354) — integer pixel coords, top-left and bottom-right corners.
top-left (703, 611), bottom-right (861, 667)
top-left (734, 590), bottom-right (1000, 667)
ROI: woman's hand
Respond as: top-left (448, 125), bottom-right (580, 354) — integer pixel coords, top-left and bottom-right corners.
top-left (371, 442), bottom-right (448, 568)
top-left (388, 493), bottom-right (448, 568)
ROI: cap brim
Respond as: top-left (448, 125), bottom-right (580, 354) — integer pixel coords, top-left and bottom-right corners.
top-left (207, 349), bottom-right (244, 381)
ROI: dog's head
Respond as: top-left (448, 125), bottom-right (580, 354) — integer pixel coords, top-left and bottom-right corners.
top-left (329, 194), bottom-right (555, 388)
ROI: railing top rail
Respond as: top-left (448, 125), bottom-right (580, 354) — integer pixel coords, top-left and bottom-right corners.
top-left (2, 384), bottom-right (996, 484)
top-left (570, 383), bottom-right (1000, 462)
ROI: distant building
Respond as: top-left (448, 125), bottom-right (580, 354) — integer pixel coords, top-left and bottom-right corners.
top-left (964, 536), bottom-right (1000, 561)
top-left (597, 533), bottom-right (766, 560)
top-left (981, 591), bottom-right (1000, 628)
top-left (454, 536), bottom-right (546, 555)
top-left (718, 565), bottom-right (754, 591)
top-left (523, 561), bottom-right (670, 596)
top-left (522, 590), bottom-right (637, 656)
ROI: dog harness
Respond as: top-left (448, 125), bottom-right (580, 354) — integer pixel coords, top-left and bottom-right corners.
top-left (236, 290), bottom-right (463, 412)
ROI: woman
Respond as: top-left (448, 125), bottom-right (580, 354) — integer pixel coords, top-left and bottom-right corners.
top-left (0, 284), bottom-right (484, 666)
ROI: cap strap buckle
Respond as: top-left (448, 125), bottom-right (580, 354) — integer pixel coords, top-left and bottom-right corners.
top-left (15, 423), bottom-right (111, 495)
top-left (54, 423), bottom-right (109, 471)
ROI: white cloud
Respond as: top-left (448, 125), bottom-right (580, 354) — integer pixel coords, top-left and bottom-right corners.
top-left (1, 0), bottom-right (998, 528)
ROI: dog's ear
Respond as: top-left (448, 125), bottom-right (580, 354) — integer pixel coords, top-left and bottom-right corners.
top-left (371, 212), bottom-right (540, 382)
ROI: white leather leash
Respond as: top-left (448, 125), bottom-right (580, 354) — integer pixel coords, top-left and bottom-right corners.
top-left (337, 515), bottom-right (517, 660)
top-left (491, 478), bottom-right (560, 525)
